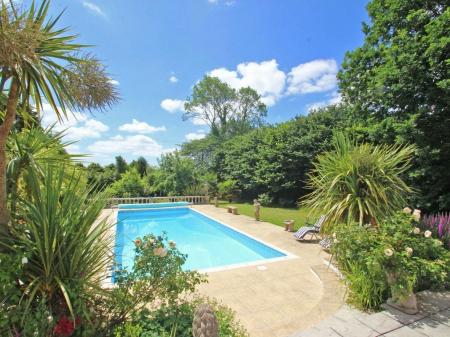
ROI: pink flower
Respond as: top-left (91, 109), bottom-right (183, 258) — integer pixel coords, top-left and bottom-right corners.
top-left (153, 247), bottom-right (168, 257)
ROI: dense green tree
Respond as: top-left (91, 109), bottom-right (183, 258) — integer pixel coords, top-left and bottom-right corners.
top-left (86, 162), bottom-right (117, 192)
top-left (181, 135), bottom-right (220, 172)
top-left (154, 151), bottom-right (200, 195)
top-left (338, 0), bottom-right (450, 211)
top-left (184, 76), bottom-right (267, 137)
top-left (115, 155), bottom-right (128, 177)
top-left (132, 156), bottom-right (148, 178)
top-left (109, 168), bottom-right (146, 197)
top-left (217, 105), bottom-right (351, 205)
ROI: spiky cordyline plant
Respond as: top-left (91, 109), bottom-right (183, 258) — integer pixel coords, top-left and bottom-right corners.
top-left (0, 0), bottom-right (118, 229)
top-left (2, 165), bottom-right (113, 320)
top-left (302, 133), bottom-right (415, 230)
top-left (7, 125), bottom-right (85, 213)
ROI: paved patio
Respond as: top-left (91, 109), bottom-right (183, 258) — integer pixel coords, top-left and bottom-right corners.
top-left (290, 290), bottom-right (450, 337)
top-left (192, 205), bottom-right (345, 337)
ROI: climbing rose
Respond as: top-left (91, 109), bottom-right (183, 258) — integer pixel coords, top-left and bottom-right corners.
top-left (424, 230), bottom-right (432, 238)
top-left (384, 248), bottom-right (394, 257)
top-left (412, 209), bottom-right (421, 221)
top-left (134, 238), bottom-right (142, 247)
top-left (21, 257), bottom-right (28, 264)
top-left (413, 227), bottom-right (421, 235)
top-left (405, 247), bottom-right (413, 257)
top-left (153, 247), bottom-right (168, 257)
top-left (169, 240), bottom-right (176, 248)
top-left (403, 207), bottom-right (412, 214)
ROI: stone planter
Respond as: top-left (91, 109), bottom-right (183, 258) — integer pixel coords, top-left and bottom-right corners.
top-left (386, 271), bottom-right (418, 315)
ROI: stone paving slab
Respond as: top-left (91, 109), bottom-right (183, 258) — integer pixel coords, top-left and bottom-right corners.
top-left (290, 291), bottom-right (450, 337)
top-left (192, 205), bottom-right (346, 337)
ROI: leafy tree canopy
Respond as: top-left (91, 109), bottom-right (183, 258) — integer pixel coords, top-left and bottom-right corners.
top-left (183, 76), bottom-right (267, 137)
top-left (338, 0), bottom-right (450, 211)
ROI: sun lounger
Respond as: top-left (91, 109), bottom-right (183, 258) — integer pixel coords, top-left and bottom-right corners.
top-left (293, 215), bottom-right (326, 240)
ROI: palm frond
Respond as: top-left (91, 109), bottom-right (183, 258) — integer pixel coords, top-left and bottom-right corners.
top-left (302, 132), bottom-right (416, 230)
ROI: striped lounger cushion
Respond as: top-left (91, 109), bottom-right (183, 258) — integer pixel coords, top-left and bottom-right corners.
top-left (319, 237), bottom-right (332, 250)
top-left (293, 226), bottom-right (317, 240)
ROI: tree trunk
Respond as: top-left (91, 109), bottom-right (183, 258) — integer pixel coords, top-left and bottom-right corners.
top-left (0, 79), bottom-right (19, 231)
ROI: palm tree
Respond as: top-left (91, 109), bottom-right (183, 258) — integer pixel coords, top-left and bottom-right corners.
top-left (0, 0), bottom-right (118, 229)
top-left (302, 133), bottom-right (415, 230)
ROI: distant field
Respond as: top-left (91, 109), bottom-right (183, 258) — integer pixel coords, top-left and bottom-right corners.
top-left (216, 201), bottom-right (315, 230)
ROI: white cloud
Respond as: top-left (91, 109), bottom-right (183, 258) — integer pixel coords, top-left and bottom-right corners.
top-left (109, 79), bottom-right (120, 86)
top-left (169, 75), bottom-right (178, 83)
top-left (192, 117), bottom-right (208, 126)
top-left (118, 119), bottom-right (166, 134)
top-left (185, 132), bottom-right (207, 141)
top-left (162, 58), bottom-right (338, 118)
top-left (83, 1), bottom-right (107, 18)
top-left (40, 103), bottom-right (109, 140)
top-left (160, 99), bottom-right (185, 113)
top-left (287, 59), bottom-right (338, 95)
top-left (209, 59), bottom-right (286, 107)
top-left (307, 91), bottom-right (342, 112)
top-left (87, 134), bottom-right (172, 158)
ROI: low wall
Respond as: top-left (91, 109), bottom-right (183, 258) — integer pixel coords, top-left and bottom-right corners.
top-left (106, 196), bottom-right (210, 208)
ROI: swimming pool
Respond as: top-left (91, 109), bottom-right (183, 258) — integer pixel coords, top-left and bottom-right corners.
top-left (115, 206), bottom-right (287, 272)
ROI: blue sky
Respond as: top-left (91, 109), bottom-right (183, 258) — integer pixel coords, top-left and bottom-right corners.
top-left (37, 0), bottom-right (368, 165)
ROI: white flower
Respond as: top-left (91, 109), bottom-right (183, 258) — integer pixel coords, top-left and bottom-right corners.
top-left (149, 238), bottom-right (155, 244)
top-left (334, 238), bottom-right (339, 244)
top-left (403, 207), bottom-right (412, 214)
top-left (47, 315), bottom-right (53, 323)
top-left (384, 248), bottom-right (394, 257)
top-left (413, 227), bottom-right (421, 235)
top-left (21, 257), bottom-right (28, 264)
top-left (169, 240), bottom-right (176, 249)
top-left (332, 232), bottom-right (337, 239)
top-left (405, 247), bottom-right (413, 257)
top-left (424, 230), bottom-right (432, 238)
top-left (412, 209), bottom-right (421, 221)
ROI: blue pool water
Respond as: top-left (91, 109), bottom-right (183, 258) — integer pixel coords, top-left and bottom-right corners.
top-left (115, 207), bottom-right (286, 271)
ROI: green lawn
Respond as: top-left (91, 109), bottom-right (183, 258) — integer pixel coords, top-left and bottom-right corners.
top-left (216, 201), bottom-right (314, 230)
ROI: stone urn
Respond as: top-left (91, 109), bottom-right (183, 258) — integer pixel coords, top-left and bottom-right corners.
top-left (283, 219), bottom-right (295, 232)
top-left (192, 303), bottom-right (219, 337)
top-left (253, 199), bottom-right (261, 221)
top-left (385, 271), bottom-right (418, 315)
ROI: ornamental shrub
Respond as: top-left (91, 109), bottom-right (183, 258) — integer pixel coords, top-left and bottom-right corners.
top-left (333, 211), bottom-right (450, 310)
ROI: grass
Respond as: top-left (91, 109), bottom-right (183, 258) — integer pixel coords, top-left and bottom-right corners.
top-left (216, 200), bottom-right (314, 230)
